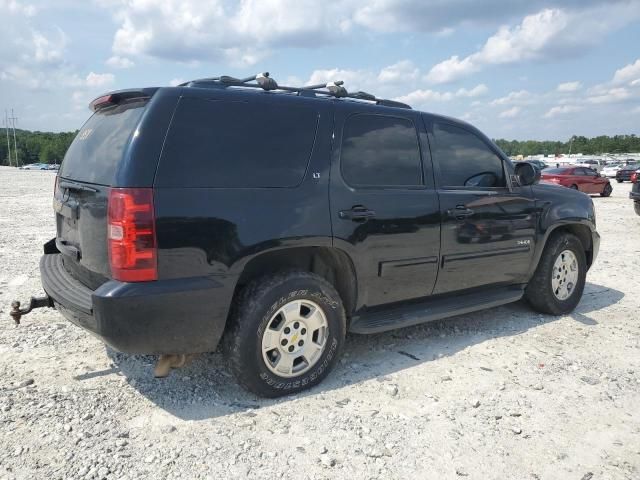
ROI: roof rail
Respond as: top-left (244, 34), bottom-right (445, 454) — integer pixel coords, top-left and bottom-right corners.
top-left (178, 72), bottom-right (411, 109)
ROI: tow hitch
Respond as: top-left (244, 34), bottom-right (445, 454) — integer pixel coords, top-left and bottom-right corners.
top-left (10, 296), bottom-right (53, 325)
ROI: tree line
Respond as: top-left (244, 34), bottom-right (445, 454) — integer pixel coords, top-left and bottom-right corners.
top-left (494, 134), bottom-right (640, 157)
top-left (0, 129), bottom-right (77, 166)
top-left (1, 130), bottom-right (640, 166)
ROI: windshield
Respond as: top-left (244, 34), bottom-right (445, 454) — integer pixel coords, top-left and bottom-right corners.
top-left (60, 100), bottom-right (147, 185)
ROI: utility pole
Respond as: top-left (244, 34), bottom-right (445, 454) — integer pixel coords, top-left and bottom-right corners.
top-left (9, 109), bottom-right (18, 167)
top-left (4, 110), bottom-right (11, 167)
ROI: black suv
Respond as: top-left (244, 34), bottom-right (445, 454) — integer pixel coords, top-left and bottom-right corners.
top-left (13, 73), bottom-right (600, 397)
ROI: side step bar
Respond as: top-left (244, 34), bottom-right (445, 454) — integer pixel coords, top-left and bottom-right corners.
top-left (349, 286), bottom-right (525, 334)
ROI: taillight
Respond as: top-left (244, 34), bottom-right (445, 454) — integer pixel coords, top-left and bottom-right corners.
top-left (632, 172), bottom-right (638, 183)
top-left (107, 188), bottom-right (157, 282)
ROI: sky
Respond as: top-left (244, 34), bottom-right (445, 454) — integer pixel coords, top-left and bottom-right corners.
top-left (1, 0), bottom-right (640, 140)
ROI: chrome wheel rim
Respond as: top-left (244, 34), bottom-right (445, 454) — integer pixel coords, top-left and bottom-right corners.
top-left (551, 250), bottom-right (579, 301)
top-left (261, 300), bottom-right (329, 378)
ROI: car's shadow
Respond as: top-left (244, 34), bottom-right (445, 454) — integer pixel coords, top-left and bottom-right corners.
top-left (102, 282), bottom-right (623, 421)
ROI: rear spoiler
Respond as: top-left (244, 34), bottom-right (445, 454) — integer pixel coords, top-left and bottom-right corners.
top-left (89, 88), bottom-right (159, 111)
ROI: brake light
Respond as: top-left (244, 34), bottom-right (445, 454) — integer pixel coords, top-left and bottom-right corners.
top-left (89, 94), bottom-right (114, 111)
top-left (108, 188), bottom-right (157, 282)
top-left (632, 172), bottom-right (638, 183)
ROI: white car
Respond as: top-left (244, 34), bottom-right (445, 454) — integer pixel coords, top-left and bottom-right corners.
top-left (19, 163), bottom-right (48, 170)
top-left (575, 159), bottom-right (604, 173)
top-left (602, 164), bottom-right (622, 177)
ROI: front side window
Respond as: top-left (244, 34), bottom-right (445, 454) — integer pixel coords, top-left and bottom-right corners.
top-left (341, 114), bottom-right (422, 188)
top-left (432, 122), bottom-right (506, 188)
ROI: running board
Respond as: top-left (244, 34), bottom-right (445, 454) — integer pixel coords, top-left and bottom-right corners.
top-left (349, 286), bottom-right (525, 334)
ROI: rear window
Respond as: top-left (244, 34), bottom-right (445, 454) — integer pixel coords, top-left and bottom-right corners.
top-left (544, 168), bottom-right (570, 174)
top-left (60, 101), bottom-right (147, 185)
top-left (156, 97), bottom-right (319, 188)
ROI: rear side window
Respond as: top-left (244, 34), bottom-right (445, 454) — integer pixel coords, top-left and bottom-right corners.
top-left (60, 101), bottom-right (147, 185)
top-left (340, 114), bottom-right (422, 188)
top-left (432, 122), bottom-right (506, 188)
top-left (157, 97), bottom-right (318, 188)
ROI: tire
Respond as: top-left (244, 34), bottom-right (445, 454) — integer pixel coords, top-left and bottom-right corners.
top-left (617, 179), bottom-right (623, 183)
top-left (525, 233), bottom-right (587, 315)
top-left (634, 201), bottom-right (640, 216)
top-left (223, 271), bottom-right (346, 398)
top-left (570, 184), bottom-right (579, 190)
top-left (600, 183), bottom-right (612, 197)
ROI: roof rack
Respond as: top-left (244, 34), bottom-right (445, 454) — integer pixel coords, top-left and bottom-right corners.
top-left (178, 72), bottom-right (412, 109)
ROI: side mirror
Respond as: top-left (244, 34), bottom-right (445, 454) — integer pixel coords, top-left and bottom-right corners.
top-left (514, 162), bottom-right (541, 186)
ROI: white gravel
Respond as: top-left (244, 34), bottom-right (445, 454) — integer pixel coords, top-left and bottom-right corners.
top-left (0, 166), bottom-right (639, 480)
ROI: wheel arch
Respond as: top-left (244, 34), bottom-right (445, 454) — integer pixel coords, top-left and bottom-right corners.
top-left (231, 246), bottom-right (358, 318)
top-left (530, 222), bottom-right (594, 277)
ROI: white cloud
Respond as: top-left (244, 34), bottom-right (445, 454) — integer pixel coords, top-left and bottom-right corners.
top-left (587, 87), bottom-right (631, 104)
top-left (377, 60), bottom-right (419, 84)
top-left (499, 106), bottom-right (520, 118)
top-left (169, 78), bottom-right (185, 86)
top-left (395, 83), bottom-right (489, 106)
top-left (0, 0), bottom-right (36, 16)
top-left (490, 90), bottom-right (531, 106)
top-left (106, 55), bottom-right (134, 69)
top-left (612, 59), bottom-right (640, 85)
top-left (456, 84), bottom-right (488, 97)
top-left (543, 105), bottom-right (582, 118)
top-left (557, 81), bottom-right (582, 92)
top-left (85, 72), bottom-right (115, 88)
top-left (425, 55), bottom-right (477, 84)
top-left (425, 5), bottom-right (640, 84)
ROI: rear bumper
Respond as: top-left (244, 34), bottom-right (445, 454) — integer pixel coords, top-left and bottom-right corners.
top-left (40, 254), bottom-right (233, 354)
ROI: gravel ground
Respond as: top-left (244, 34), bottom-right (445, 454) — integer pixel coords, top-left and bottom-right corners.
top-left (0, 166), bottom-right (639, 480)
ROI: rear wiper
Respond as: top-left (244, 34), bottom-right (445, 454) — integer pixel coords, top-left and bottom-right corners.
top-left (59, 180), bottom-right (99, 193)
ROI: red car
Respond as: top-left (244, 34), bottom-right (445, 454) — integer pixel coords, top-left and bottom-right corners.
top-left (541, 166), bottom-right (612, 197)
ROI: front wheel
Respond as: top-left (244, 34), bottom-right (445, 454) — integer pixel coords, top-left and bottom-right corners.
top-left (617, 179), bottom-right (624, 183)
top-left (223, 271), bottom-right (346, 397)
top-left (600, 183), bottom-right (612, 197)
top-left (525, 233), bottom-right (587, 315)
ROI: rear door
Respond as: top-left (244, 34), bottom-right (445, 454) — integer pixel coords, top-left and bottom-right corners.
top-left (330, 103), bottom-right (440, 309)
top-left (55, 98), bottom-right (150, 286)
top-left (428, 118), bottom-right (537, 294)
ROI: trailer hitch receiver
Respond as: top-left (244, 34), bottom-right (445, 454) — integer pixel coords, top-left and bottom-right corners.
top-left (10, 296), bottom-right (52, 325)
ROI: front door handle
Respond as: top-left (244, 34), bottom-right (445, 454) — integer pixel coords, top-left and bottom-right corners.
top-left (447, 205), bottom-right (474, 220)
top-left (339, 205), bottom-right (376, 221)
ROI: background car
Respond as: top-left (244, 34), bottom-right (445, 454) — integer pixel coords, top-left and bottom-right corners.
top-left (602, 163), bottom-right (622, 177)
top-left (541, 166), bottom-right (612, 196)
top-left (576, 159), bottom-right (605, 173)
top-left (631, 170), bottom-right (640, 216)
top-left (18, 163), bottom-right (48, 170)
top-left (615, 164), bottom-right (639, 182)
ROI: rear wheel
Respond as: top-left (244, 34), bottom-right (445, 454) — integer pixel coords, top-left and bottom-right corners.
top-left (600, 183), bottom-right (612, 197)
top-left (570, 184), bottom-right (579, 190)
top-left (617, 179), bottom-right (624, 183)
top-left (525, 233), bottom-right (586, 315)
top-left (223, 271), bottom-right (346, 398)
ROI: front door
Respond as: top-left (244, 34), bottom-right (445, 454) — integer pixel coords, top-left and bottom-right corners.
top-left (427, 118), bottom-right (537, 294)
top-left (330, 104), bottom-right (441, 309)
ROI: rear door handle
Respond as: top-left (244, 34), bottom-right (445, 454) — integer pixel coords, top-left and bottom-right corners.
top-left (339, 206), bottom-right (376, 221)
top-left (447, 205), bottom-right (474, 220)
